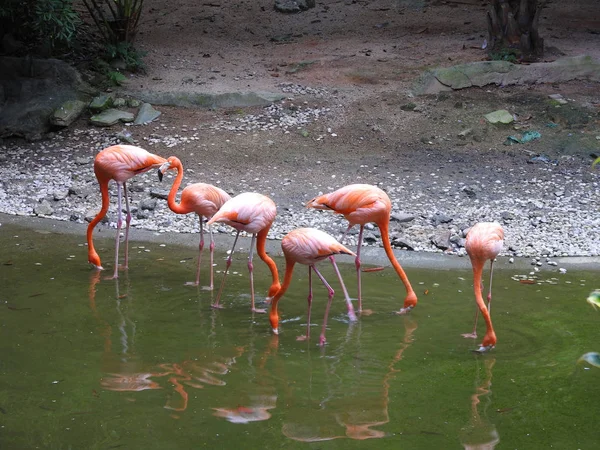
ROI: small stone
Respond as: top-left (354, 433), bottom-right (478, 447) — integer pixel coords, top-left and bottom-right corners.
top-left (484, 109), bottom-right (514, 124)
top-left (139, 198), bottom-right (157, 211)
top-left (391, 212), bottom-right (415, 223)
top-left (89, 93), bottom-right (115, 111)
top-left (53, 189), bottom-right (69, 201)
top-left (150, 188), bottom-right (169, 200)
top-left (127, 98), bottom-right (141, 108)
top-left (112, 98), bottom-right (127, 108)
top-left (34, 200), bottom-right (53, 216)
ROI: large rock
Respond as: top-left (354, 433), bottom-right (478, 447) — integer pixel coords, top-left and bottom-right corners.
top-left (90, 109), bottom-right (134, 127)
top-left (274, 0), bottom-right (316, 13)
top-left (134, 103), bottom-right (161, 125)
top-left (0, 56), bottom-right (95, 140)
top-left (413, 55), bottom-right (600, 95)
top-left (134, 91), bottom-right (285, 109)
top-left (50, 99), bottom-right (87, 127)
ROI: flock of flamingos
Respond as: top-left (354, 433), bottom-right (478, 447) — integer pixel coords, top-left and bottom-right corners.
top-left (85, 144), bottom-right (504, 352)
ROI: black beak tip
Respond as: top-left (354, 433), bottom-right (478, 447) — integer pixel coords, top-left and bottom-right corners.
top-left (157, 169), bottom-right (163, 182)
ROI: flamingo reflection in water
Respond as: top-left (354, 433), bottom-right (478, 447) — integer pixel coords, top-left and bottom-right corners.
top-left (459, 357), bottom-right (500, 450)
top-left (281, 318), bottom-right (418, 441)
top-left (211, 335), bottom-right (281, 424)
top-left (89, 272), bottom-right (242, 414)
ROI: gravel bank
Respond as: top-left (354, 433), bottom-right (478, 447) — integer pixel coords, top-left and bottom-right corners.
top-left (1, 92), bottom-right (599, 266)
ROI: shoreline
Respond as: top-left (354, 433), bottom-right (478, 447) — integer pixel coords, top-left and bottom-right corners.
top-left (3, 212), bottom-right (599, 273)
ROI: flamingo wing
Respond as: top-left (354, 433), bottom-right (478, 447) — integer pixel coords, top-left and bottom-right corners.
top-left (465, 222), bottom-right (504, 261)
top-left (283, 228), bottom-right (355, 265)
top-left (307, 184), bottom-right (391, 224)
top-left (181, 183), bottom-right (232, 218)
top-left (208, 192), bottom-right (276, 233)
top-left (95, 145), bottom-right (167, 182)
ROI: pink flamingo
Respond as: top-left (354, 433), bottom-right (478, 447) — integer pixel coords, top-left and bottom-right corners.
top-left (87, 145), bottom-right (166, 279)
top-left (463, 222), bottom-right (504, 352)
top-left (158, 156), bottom-right (231, 288)
top-left (269, 227), bottom-right (358, 346)
top-left (306, 184), bottom-right (417, 315)
top-left (207, 192), bottom-right (281, 313)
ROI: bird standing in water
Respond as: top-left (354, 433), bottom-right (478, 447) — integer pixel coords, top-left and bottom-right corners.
top-left (207, 192), bottom-right (281, 313)
top-left (158, 156), bottom-right (231, 288)
top-left (306, 184), bottom-right (417, 315)
top-left (87, 145), bottom-right (167, 279)
top-left (269, 227), bottom-right (358, 346)
top-left (464, 222), bottom-right (504, 352)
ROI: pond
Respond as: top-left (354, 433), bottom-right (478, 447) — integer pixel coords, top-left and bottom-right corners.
top-left (1, 222), bottom-right (599, 449)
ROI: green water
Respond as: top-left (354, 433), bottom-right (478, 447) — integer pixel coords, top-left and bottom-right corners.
top-left (1, 224), bottom-right (599, 449)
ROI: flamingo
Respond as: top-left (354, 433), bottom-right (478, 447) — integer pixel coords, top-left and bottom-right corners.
top-left (158, 156), bottom-right (231, 288)
top-left (306, 184), bottom-right (417, 315)
top-left (206, 192), bottom-right (281, 313)
top-left (463, 222), bottom-right (504, 353)
top-left (87, 145), bottom-right (167, 279)
top-left (269, 227), bottom-right (358, 346)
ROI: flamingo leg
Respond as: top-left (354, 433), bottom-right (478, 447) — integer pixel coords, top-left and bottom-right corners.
top-left (487, 259), bottom-right (495, 313)
top-left (312, 265), bottom-right (335, 346)
top-left (247, 234), bottom-right (266, 314)
top-left (339, 224), bottom-right (353, 244)
top-left (122, 182), bottom-right (131, 271)
top-left (209, 222), bottom-right (215, 290)
top-left (355, 225), bottom-right (365, 312)
top-left (191, 215), bottom-right (204, 287)
top-left (213, 231), bottom-right (240, 308)
top-left (111, 182), bottom-right (124, 279)
top-left (462, 280), bottom-right (483, 339)
top-left (297, 267), bottom-right (313, 342)
top-left (329, 255), bottom-right (357, 322)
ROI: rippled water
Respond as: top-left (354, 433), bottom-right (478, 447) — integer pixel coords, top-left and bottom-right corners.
top-left (1, 223), bottom-right (599, 449)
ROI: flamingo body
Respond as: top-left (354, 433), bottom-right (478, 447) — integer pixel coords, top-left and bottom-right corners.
top-left (207, 192), bottom-right (281, 311)
top-left (159, 156), bottom-right (231, 287)
top-left (210, 192), bottom-right (277, 234)
top-left (269, 227), bottom-right (358, 346)
top-left (465, 222), bottom-right (504, 352)
top-left (87, 145), bottom-right (166, 278)
top-left (306, 184), bottom-right (417, 314)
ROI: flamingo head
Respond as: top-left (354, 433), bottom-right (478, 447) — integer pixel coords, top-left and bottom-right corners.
top-left (269, 308), bottom-right (279, 336)
top-left (157, 156), bottom-right (181, 181)
top-left (397, 290), bottom-right (418, 314)
top-left (88, 251), bottom-right (103, 271)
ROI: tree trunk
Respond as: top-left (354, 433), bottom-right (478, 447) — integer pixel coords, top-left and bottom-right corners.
top-left (487, 0), bottom-right (544, 62)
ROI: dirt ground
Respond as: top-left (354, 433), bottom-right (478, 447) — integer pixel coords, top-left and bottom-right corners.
top-left (82, 0), bottom-right (597, 213)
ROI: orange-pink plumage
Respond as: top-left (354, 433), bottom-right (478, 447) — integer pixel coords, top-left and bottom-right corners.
top-left (207, 192), bottom-right (281, 312)
top-left (464, 222), bottom-right (504, 352)
top-left (159, 156), bottom-right (231, 287)
top-left (269, 227), bottom-right (358, 346)
top-left (307, 183), bottom-right (417, 314)
top-left (87, 145), bottom-right (167, 279)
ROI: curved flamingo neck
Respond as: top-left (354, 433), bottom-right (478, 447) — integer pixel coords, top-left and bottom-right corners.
top-left (87, 179), bottom-right (110, 263)
top-left (166, 160), bottom-right (188, 214)
top-left (257, 227), bottom-right (281, 296)
top-left (269, 260), bottom-right (296, 330)
top-left (378, 220), bottom-right (415, 296)
top-left (471, 261), bottom-right (493, 332)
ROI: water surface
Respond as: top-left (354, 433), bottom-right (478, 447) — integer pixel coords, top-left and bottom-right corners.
top-left (1, 224), bottom-right (599, 449)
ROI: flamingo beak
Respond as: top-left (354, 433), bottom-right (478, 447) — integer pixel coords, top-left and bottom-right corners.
top-left (272, 327), bottom-right (279, 335)
top-left (157, 161), bottom-right (171, 182)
